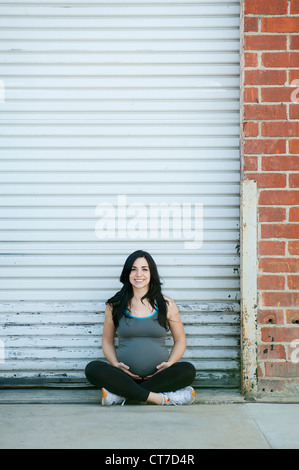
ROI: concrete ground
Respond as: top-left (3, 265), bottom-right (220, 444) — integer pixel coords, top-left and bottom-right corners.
top-left (0, 388), bottom-right (299, 449)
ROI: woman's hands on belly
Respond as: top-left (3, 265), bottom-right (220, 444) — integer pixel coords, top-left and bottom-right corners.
top-left (143, 360), bottom-right (172, 379)
top-left (115, 361), bottom-right (142, 380)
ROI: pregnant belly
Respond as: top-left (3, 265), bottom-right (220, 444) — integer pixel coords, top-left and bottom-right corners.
top-left (117, 338), bottom-right (169, 378)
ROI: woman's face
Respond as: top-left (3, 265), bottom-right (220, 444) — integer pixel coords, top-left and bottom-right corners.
top-left (129, 257), bottom-right (151, 290)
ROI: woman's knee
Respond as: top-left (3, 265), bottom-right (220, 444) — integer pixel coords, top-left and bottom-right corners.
top-left (85, 360), bottom-right (105, 383)
top-left (180, 361), bottom-right (196, 382)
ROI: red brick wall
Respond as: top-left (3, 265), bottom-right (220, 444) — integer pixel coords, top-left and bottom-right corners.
top-left (241, 0), bottom-right (299, 395)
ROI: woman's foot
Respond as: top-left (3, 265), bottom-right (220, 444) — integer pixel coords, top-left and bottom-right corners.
top-left (161, 386), bottom-right (196, 405)
top-left (101, 387), bottom-right (126, 406)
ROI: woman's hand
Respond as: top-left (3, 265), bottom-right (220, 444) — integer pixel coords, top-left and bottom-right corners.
top-left (114, 361), bottom-right (142, 380)
top-left (156, 361), bottom-right (172, 373)
top-left (144, 361), bottom-right (172, 379)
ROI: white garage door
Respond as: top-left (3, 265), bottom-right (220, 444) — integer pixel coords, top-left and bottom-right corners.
top-left (0, 0), bottom-right (240, 388)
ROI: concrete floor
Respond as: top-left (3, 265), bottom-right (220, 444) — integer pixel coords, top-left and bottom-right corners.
top-left (0, 389), bottom-right (299, 449)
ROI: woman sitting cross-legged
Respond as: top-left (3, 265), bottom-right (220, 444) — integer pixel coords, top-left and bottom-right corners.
top-left (85, 250), bottom-right (196, 406)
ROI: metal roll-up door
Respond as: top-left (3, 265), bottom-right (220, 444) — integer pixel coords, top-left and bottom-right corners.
top-left (0, 0), bottom-right (240, 388)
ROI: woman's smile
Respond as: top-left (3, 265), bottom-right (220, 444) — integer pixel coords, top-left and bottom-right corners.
top-left (132, 278), bottom-right (147, 287)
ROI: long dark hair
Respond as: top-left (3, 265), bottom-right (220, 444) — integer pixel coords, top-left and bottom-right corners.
top-left (106, 250), bottom-right (169, 330)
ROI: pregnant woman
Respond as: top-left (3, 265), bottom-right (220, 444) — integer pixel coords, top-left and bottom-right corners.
top-left (85, 250), bottom-right (196, 406)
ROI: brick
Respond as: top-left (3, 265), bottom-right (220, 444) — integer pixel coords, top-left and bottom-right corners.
top-left (243, 122), bottom-right (259, 137)
top-left (245, 70), bottom-right (286, 86)
top-left (258, 344), bottom-right (286, 360)
top-left (261, 224), bottom-right (299, 239)
top-left (288, 275), bottom-right (299, 290)
top-left (262, 52), bottom-right (288, 68)
top-left (245, 140), bottom-right (286, 155)
top-left (245, 35), bottom-right (287, 51)
top-left (245, 0), bottom-right (287, 15)
top-left (258, 275), bottom-right (285, 290)
top-left (259, 257), bottom-right (299, 273)
top-left (291, 0), bottom-right (299, 14)
top-left (289, 70), bottom-right (299, 85)
top-left (286, 309), bottom-right (299, 324)
top-left (265, 362), bottom-right (299, 378)
top-left (245, 52), bottom-right (258, 68)
top-left (289, 140), bottom-right (299, 154)
top-left (262, 52), bottom-right (299, 68)
top-left (290, 36), bottom-right (299, 50)
top-left (245, 104), bottom-right (286, 121)
top-left (244, 87), bottom-right (259, 103)
top-left (259, 207), bottom-right (286, 222)
top-left (262, 155), bottom-right (299, 171)
top-left (243, 156), bottom-right (258, 171)
top-left (262, 17), bottom-right (299, 33)
top-left (289, 207), bottom-right (299, 222)
top-left (262, 326), bottom-right (299, 342)
top-left (257, 309), bottom-right (284, 324)
top-left (258, 240), bottom-right (285, 255)
top-left (258, 379), bottom-right (287, 393)
top-left (259, 190), bottom-right (299, 205)
top-left (262, 121), bottom-right (299, 137)
top-left (262, 292), bottom-right (299, 307)
top-left (261, 87), bottom-right (293, 103)
top-left (289, 174), bottom-right (299, 188)
top-left (289, 240), bottom-right (299, 255)
top-left (289, 105), bottom-right (299, 119)
top-left (289, 53), bottom-right (299, 67)
top-left (270, 174), bottom-right (288, 189)
top-left (245, 173), bottom-right (286, 188)
top-left (244, 17), bottom-right (258, 32)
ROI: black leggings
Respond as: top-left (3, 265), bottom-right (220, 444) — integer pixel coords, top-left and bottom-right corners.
top-left (85, 360), bottom-right (196, 402)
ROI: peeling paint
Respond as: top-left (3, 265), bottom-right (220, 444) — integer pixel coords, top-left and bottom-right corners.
top-left (240, 180), bottom-right (258, 398)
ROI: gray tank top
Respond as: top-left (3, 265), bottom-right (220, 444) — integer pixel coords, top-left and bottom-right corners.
top-left (116, 307), bottom-right (169, 378)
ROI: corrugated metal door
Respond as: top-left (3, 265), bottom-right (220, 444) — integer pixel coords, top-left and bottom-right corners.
top-left (0, 0), bottom-right (240, 388)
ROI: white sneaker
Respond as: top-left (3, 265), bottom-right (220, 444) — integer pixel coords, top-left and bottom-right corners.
top-left (161, 386), bottom-right (196, 406)
top-left (101, 387), bottom-right (126, 406)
